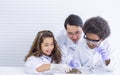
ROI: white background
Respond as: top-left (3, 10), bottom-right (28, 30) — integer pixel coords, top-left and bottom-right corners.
top-left (0, 0), bottom-right (120, 67)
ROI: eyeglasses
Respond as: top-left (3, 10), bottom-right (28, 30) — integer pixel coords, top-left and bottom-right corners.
top-left (84, 35), bottom-right (101, 45)
top-left (67, 31), bottom-right (81, 37)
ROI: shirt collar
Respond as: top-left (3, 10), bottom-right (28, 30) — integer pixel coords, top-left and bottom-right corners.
top-left (41, 55), bottom-right (52, 62)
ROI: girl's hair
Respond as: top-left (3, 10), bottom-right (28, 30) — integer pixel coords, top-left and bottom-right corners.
top-left (25, 30), bottom-right (62, 63)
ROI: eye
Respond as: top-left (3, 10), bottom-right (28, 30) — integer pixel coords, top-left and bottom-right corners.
top-left (51, 43), bottom-right (54, 46)
top-left (84, 35), bottom-right (100, 42)
top-left (44, 44), bottom-right (49, 47)
top-left (68, 32), bottom-right (73, 35)
top-left (76, 31), bottom-right (81, 34)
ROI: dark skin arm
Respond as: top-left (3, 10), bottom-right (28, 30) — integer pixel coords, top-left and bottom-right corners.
top-left (105, 59), bottom-right (110, 65)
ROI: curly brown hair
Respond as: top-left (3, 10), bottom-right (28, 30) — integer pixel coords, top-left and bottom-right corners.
top-left (83, 16), bottom-right (110, 40)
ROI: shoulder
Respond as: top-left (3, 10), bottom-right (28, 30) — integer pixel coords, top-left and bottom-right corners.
top-left (26, 56), bottom-right (41, 62)
top-left (76, 40), bottom-right (88, 52)
top-left (100, 39), bottom-right (112, 50)
top-left (25, 56), bottom-right (44, 67)
top-left (77, 39), bottom-right (87, 48)
top-left (57, 30), bottom-right (66, 40)
top-left (56, 30), bottom-right (67, 46)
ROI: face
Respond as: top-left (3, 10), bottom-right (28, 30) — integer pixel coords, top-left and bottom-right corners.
top-left (41, 37), bottom-right (54, 56)
top-left (66, 24), bottom-right (82, 43)
top-left (84, 33), bottom-right (102, 49)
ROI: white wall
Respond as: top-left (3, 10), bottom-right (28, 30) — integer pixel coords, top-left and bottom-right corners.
top-left (0, 0), bottom-right (120, 67)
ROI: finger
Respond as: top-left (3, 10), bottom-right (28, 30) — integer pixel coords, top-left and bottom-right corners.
top-left (69, 66), bottom-right (72, 71)
top-left (65, 68), bottom-right (69, 72)
top-left (65, 67), bottom-right (71, 72)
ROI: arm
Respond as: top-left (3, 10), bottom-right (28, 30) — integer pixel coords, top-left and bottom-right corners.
top-left (24, 56), bottom-right (45, 74)
top-left (35, 63), bottom-right (72, 73)
top-left (95, 46), bottom-right (110, 60)
top-left (25, 56), bottom-right (72, 73)
top-left (36, 64), bottom-right (50, 72)
top-left (97, 39), bottom-right (115, 67)
top-left (95, 46), bottom-right (110, 65)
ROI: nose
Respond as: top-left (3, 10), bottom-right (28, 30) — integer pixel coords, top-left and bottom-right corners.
top-left (88, 43), bottom-right (97, 49)
top-left (48, 45), bottom-right (54, 50)
top-left (72, 35), bottom-right (78, 42)
top-left (72, 34), bottom-right (78, 39)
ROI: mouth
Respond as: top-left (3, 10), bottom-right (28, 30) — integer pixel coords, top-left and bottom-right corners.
top-left (73, 39), bottom-right (78, 42)
top-left (46, 50), bottom-right (52, 54)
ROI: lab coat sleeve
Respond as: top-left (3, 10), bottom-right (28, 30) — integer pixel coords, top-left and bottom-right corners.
top-left (95, 46), bottom-right (110, 60)
top-left (24, 56), bottom-right (44, 74)
top-left (101, 39), bottom-right (116, 71)
top-left (60, 44), bottom-right (81, 68)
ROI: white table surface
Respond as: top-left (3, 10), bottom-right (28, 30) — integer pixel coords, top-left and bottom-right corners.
top-left (0, 67), bottom-right (120, 75)
top-left (0, 67), bottom-right (28, 75)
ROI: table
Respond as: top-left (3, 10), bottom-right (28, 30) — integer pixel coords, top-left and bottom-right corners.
top-left (0, 67), bottom-right (119, 75)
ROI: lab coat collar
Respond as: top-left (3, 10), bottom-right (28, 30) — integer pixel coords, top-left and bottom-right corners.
top-left (83, 40), bottom-right (96, 53)
top-left (41, 55), bottom-right (52, 62)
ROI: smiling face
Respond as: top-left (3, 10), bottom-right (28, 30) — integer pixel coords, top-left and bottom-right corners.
top-left (41, 37), bottom-right (54, 56)
top-left (66, 24), bottom-right (82, 43)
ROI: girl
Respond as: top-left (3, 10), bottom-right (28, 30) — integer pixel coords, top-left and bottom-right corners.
top-left (24, 30), bottom-right (72, 74)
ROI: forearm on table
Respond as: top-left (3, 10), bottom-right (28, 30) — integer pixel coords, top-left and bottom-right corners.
top-left (36, 64), bottom-right (51, 72)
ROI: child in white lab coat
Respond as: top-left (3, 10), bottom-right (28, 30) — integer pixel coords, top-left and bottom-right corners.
top-left (24, 30), bottom-right (72, 75)
top-left (75, 16), bottom-right (114, 73)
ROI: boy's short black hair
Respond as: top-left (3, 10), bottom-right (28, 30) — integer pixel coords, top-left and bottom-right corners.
top-left (64, 14), bottom-right (83, 29)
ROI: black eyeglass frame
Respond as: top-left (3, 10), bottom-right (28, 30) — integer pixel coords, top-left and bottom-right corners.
top-left (83, 35), bottom-right (102, 45)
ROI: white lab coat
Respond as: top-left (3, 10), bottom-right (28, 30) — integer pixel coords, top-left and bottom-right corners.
top-left (75, 39), bottom-right (115, 73)
top-left (24, 55), bottom-right (53, 75)
top-left (57, 30), bottom-right (83, 68)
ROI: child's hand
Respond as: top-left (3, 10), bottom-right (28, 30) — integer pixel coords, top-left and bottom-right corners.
top-left (105, 59), bottom-right (110, 65)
